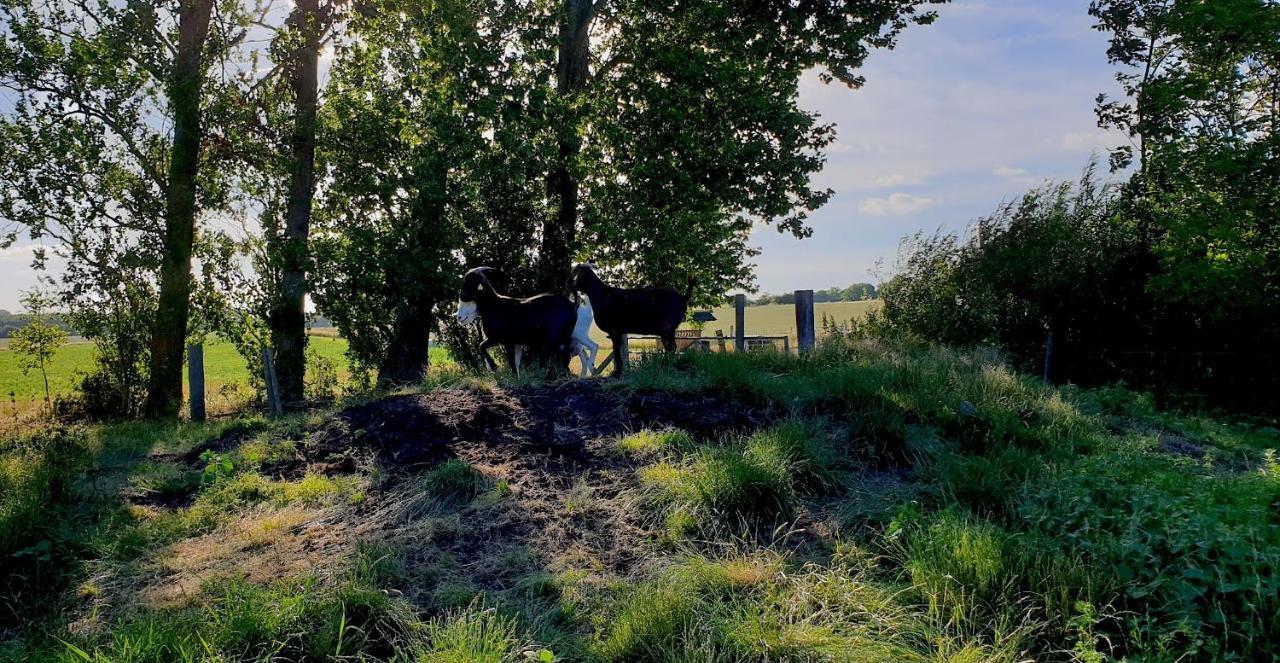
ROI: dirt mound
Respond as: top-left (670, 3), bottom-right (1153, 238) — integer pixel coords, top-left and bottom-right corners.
top-left (302, 380), bottom-right (764, 470)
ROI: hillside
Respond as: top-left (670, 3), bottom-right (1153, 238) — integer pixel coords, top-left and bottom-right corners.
top-left (3, 344), bottom-right (1276, 661)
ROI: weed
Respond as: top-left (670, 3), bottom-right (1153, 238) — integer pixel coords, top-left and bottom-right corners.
top-left (422, 458), bottom-right (489, 504)
top-left (617, 429), bottom-right (693, 459)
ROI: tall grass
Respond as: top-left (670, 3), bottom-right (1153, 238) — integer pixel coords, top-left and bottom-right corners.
top-left (627, 343), bottom-right (1278, 660)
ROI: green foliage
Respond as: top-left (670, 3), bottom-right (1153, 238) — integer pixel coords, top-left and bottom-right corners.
top-left (1021, 450), bottom-right (1280, 660)
top-left (639, 421), bottom-right (840, 530)
top-left (642, 447), bottom-right (794, 525)
top-left (579, 0), bottom-right (945, 302)
top-left (414, 603), bottom-right (523, 663)
top-left (1084, 0), bottom-right (1280, 398)
top-left (888, 509), bottom-right (1109, 645)
top-left (313, 0), bottom-right (521, 379)
top-left (591, 551), bottom-right (1009, 663)
top-left (0, 427), bottom-right (90, 559)
top-left (877, 167), bottom-right (1140, 362)
top-left (0, 0), bottom-right (258, 420)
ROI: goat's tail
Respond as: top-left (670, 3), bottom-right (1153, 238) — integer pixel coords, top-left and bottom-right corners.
top-left (683, 274), bottom-right (696, 303)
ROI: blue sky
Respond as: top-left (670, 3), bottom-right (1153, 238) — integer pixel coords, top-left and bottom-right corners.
top-left (752, 0), bottom-right (1125, 294)
top-left (0, 0), bottom-right (1125, 311)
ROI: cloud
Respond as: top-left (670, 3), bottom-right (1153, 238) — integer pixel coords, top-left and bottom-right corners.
top-left (993, 165), bottom-right (1038, 185)
top-left (870, 173), bottom-right (925, 188)
top-left (0, 244), bottom-right (37, 260)
top-left (858, 193), bottom-right (937, 216)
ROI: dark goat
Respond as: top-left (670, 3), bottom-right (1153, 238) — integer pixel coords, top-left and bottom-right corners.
top-left (455, 267), bottom-right (575, 375)
top-left (568, 264), bottom-right (691, 370)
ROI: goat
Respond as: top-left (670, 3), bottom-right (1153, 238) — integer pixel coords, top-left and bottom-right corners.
top-left (568, 264), bottom-right (692, 372)
top-left (570, 295), bottom-right (600, 378)
top-left (455, 267), bottom-right (575, 376)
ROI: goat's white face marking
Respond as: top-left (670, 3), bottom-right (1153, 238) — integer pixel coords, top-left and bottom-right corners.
top-left (455, 299), bottom-right (479, 325)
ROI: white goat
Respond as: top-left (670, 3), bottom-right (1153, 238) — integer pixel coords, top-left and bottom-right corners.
top-left (570, 296), bottom-right (599, 378)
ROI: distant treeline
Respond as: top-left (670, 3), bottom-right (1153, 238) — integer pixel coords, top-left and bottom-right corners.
top-left (0, 310), bottom-right (72, 339)
top-left (749, 284), bottom-right (877, 306)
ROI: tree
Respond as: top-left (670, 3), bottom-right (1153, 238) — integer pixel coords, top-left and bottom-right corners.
top-left (269, 0), bottom-right (328, 407)
top-left (145, 0), bottom-right (217, 418)
top-left (10, 290), bottom-right (68, 408)
top-left (1, 0), bottom-right (247, 419)
top-left (1092, 0), bottom-right (1280, 350)
top-left (313, 0), bottom-right (515, 385)
top-left (550, 0), bottom-right (945, 300)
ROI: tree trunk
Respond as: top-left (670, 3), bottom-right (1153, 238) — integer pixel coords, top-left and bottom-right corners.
top-left (272, 0), bottom-right (322, 408)
top-left (538, 0), bottom-right (595, 292)
top-left (376, 301), bottom-right (435, 387)
top-left (144, 0), bottom-right (215, 419)
top-left (377, 155), bottom-right (449, 386)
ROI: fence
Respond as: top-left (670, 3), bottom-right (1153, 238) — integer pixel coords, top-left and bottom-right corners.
top-left (594, 290), bottom-right (817, 374)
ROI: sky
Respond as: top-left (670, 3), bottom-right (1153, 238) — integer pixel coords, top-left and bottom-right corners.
top-left (0, 0), bottom-right (1127, 311)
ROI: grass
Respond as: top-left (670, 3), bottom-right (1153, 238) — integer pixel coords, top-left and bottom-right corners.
top-left (694, 300), bottom-right (881, 341)
top-left (1, 334), bottom-right (453, 421)
top-left (0, 335), bottom-right (371, 417)
top-left (2, 339), bottom-right (1278, 662)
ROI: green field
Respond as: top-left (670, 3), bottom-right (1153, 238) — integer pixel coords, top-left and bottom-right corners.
top-left (698, 299), bottom-right (880, 339)
top-left (1, 335), bottom-right (354, 408)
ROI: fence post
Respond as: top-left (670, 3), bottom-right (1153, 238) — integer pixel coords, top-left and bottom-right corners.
top-left (734, 294), bottom-right (746, 352)
top-left (715, 329), bottom-right (727, 352)
top-left (783, 336), bottom-right (791, 355)
top-left (1042, 330), bottom-right (1056, 383)
top-left (616, 335), bottom-right (629, 374)
top-left (261, 347), bottom-right (283, 417)
top-left (187, 343), bottom-right (205, 422)
top-left (795, 290), bottom-right (815, 353)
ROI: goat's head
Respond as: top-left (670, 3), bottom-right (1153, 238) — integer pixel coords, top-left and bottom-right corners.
top-left (457, 266), bottom-right (499, 324)
top-left (568, 263), bottom-right (602, 294)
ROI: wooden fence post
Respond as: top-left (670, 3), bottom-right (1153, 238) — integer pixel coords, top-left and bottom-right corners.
top-left (734, 294), bottom-right (746, 352)
top-left (187, 343), bottom-right (205, 422)
top-left (261, 348), bottom-right (283, 417)
top-left (795, 290), bottom-right (815, 353)
top-left (715, 330), bottom-right (727, 352)
top-left (616, 335), bottom-right (629, 374)
top-left (1042, 330), bottom-right (1056, 383)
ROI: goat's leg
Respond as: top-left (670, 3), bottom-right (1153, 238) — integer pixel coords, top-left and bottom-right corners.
top-left (581, 339), bottom-right (599, 377)
top-left (505, 344), bottom-right (521, 377)
top-left (479, 338), bottom-right (500, 372)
